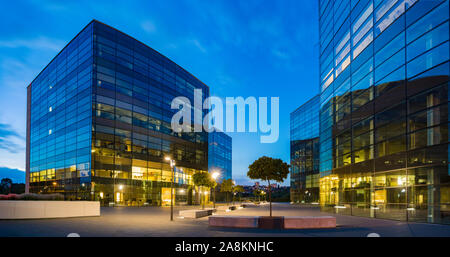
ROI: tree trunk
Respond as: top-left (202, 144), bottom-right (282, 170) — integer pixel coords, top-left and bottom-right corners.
top-left (267, 180), bottom-right (272, 217)
top-left (202, 187), bottom-right (205, 210)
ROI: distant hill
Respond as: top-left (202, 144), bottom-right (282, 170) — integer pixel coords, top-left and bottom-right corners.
top-left (0, 167), bottom-right (25, 183)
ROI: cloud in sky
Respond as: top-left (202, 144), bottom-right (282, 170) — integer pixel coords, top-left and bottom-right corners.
top-left (0, 36), bottom-right (65, 52)
top-left (0, 123), bottom-right (25, 171)
top-left (0, 35), bottom-right (63, 171)
top-left (189, 39), bottom-right (207, 53)
top-left (271, 49), bottom-right (290, 60)
top-left (141, 20), bottom-right (156, 33)
top-left (0, 123), bottom-right (24, 153)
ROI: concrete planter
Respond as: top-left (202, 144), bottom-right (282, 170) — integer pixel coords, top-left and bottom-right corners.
top-left (209, 215), bottom-right (260, 228)
top-left (208, 215), bottom-right (337, 229)
top-left (284, 216), bottom-right (336, 229)
top-left (204, 208), bottom-right (217, 215)
top-left (0, 201), bottom-right (100, 219)
top-left (179, 209), bottom-right (211, 218)
top-left (259, 216), bottom-right (284, 229)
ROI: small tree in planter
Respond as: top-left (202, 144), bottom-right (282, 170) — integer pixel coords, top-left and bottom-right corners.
top-left (253, 189), bottom-right (264, 203)
top-left (233, 185), bottom-right (245, 204)
top-left (220, 179), bottom-right (233, 205)
top-left (193, 172), bottom-right (216, 209)
top-left (247, 156), bottom-right (289, 217)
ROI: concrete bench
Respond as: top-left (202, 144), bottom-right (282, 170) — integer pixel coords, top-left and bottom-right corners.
top-left (0, 201), bottom-right (100, 219)
top-left (209, 215), bottom-right (260, 228)
top-left (284, 216), bottom-right (336, 229)
top-left (204, 208), bottom-right (217, 215)
top-left (178, 209), bottom-right (210, 218)
top-left (217, 205), bottom-right (236, 211)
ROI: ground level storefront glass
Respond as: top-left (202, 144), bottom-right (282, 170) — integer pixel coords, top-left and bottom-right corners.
top-left (91, 179), bottom-right (211, 206)
top-left (319, 166), bottom-right (450, 224)
top-left (30, 168), bottom-right (211, 207)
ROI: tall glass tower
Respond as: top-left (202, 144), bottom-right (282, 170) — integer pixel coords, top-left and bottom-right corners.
top-left (26, 20), bottom-right (210, 206)
top-left (290, 95), bottom-right (320, 203)
top-left (319, 0), bottom-right (450, 224)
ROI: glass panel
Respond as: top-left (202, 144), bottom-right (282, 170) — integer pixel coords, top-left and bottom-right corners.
top-left (375, 31), bottom-right (405, 67)
top-left (375, 48), bottom-right (405, 83)
top-left (406, 0), bottom-right (449, 44)
top-left (353, 31), bottom-right (373, 59)
top-left (407, 22), bottom-right (449, 62)
top-left (407, 41), bottom-right (450, 79)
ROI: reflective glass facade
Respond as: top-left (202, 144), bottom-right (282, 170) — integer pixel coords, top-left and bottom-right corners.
top-left (26, 20), bottom-right (209, 206)
top-left (290, 95), bottom-right (320, 203)
top-left (319, 0), bottom-right (450, 224)
top-left (208, 132), bottom-right (232, 182)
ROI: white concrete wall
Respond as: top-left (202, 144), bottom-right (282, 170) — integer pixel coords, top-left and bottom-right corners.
top-left (0, 201), bottom-right (100, 219)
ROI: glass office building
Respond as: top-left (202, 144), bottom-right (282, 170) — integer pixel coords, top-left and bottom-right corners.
top-left (318, 0), bottom-right (450, 224)
top-left (26, 20), bottom-right (210, 206)
top-left (208, 131), bottom-right (232, 182)
top-left (290, 95), bottom-right (320, 203)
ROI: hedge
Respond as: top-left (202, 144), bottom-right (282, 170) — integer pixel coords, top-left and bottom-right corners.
top-left (0, 193), bottom-right (64, 201)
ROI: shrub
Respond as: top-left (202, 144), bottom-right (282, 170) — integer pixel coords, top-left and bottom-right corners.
top-left (0, 193), bottom-right (64, 201)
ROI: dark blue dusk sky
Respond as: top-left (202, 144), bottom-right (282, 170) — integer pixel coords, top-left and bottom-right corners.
top-left (0, 0), bottom-right (319, 185)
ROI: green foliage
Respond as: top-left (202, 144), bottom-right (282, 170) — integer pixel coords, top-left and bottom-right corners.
top-left (0, 178), bottom-right (12, 194)
top-left (253, 189), bottom-right (264, 196)
top-left (247, 156), bottom-right (289, 216)
top-left (192, 172), bottom-right (215, 209)
top-left (220, 179), bottom-right (233, 193)
top-left (220, 179), bottom-right (234, 204)
top-left (193, 172), bottom-right (215, 188)
top-left (247, 156), bottom-right (289, 183)
top-left (233, 185), bottom-right (245, 193)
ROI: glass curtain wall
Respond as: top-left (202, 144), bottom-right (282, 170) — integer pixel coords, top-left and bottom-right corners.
top-left (208, 132), bottom-right (232, 182)
top-left (318, 0), bottom-right (450, 224)
top-left (28, 20), bottom-right (210, 206)
top-left (290, 95), bottom-right (320, 203)
top-left (28, 23), bottom-right (94, 199)
top-left (90, 21), bottom-right (209, 206)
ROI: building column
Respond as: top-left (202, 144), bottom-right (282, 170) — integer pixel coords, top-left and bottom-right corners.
top-left (25, 85), bottom-right (31, 194)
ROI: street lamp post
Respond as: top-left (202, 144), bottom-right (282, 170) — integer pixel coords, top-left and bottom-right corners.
top-left (165, 156), bottom-right (176, 221)
top-left (232, 180), bottom-right (236, 205)
top-left (211, 172), bottom-right (220, 209)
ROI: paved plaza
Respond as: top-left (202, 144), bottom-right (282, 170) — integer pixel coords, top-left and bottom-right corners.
top-left (0, 203), bottom-right (449, 237)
